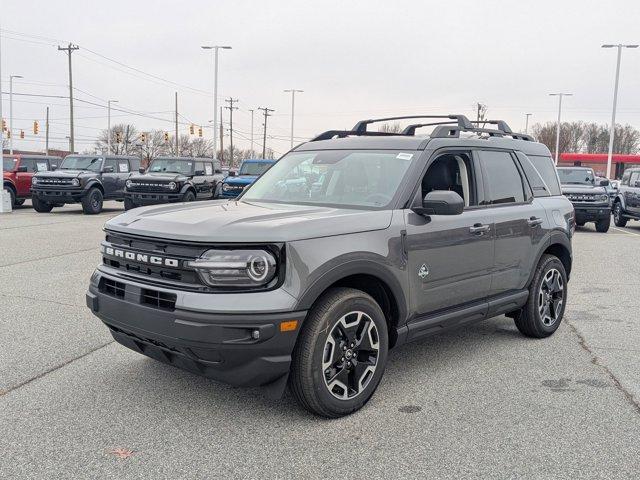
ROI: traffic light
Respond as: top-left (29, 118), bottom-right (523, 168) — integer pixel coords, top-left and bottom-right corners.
top-left (115, 131), bottom-right (122, 143)
top-left (164, 132), bottom-right (170, 143)
top-left (20, 130), bottom-right (24, 139)
top-left (33, 120), bottom-right (39, 135)
top-left (198, 127), bottom-right (203, 138)
top-left (189, 124), bottom-right (195, 135)
top-left (1, 119), bottom-right (6, 131)
top-left (140, 132), bottom-right (147, 143)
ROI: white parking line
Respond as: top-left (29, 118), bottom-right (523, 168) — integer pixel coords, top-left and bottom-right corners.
top-left (612, 226), bottom-right (640, 237)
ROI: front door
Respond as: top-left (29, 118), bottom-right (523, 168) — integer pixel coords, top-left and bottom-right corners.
top-left (627, 171), bottom-right (640, 215)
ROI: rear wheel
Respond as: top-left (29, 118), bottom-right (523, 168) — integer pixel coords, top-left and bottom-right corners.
top-left (14, 198), bottom-right (25, 206)
top-left (81, 188), bottom-right (103, 214)
top-left (514, 254), bottom-right (567, 338)
top-left (32, 196), bottom-right (54, 213)
top-left (613, 202), bottom-right (627, 227)
top-left (182, 190), bottom-right (196, 202)
top-left (595, 215), bottom-right (610, 233)
top-left (7, 188), bottom-right (16, 207)
top-left (290, 287), bottom-right (388, 418)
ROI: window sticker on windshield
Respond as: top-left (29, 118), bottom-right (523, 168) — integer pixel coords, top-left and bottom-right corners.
top-left (118, 162), bottom-right (129, 172)
top-left (36, 162), bottom-right (48, 171)
top-left (397, 153), bottom-right (413, 160)
top-left (205, 164), bottom-right (213, 175)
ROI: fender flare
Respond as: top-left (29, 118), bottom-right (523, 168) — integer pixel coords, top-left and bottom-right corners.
top-left (83, 180), bottom-right (104, 194)
top-left (613, 193), bottom-right (626, 210)
top-left (179, 182), bottom-right (196, 196)
top-left (526, 230), bottom-right (572, 286)
top-left (3, 179), bottom-right (17, 194)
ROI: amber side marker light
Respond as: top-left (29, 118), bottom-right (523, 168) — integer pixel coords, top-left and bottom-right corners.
top-left (280, 320), bottom-right (298, 332)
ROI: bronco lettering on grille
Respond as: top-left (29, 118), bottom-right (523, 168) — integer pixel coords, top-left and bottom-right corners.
top-left (102, 246), bottom-right (180, 268)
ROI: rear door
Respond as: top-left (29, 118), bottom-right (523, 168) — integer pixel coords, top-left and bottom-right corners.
top-left (103, 158), bottom-right (129, 198)
top-left (192, 161), bottom-right (211, 198)
top-left (477, 149), bottom-right (548, 296)
top-left (15, 158), bottom-right (46, 196)
top-left (628, 171), bottom-right (640, 215)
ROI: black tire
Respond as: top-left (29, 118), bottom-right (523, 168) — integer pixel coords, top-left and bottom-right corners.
top-left (81, 188), bottom-right (103, 214)
top-left (514, 254), bottom-right (567, 338)
top-left (595, 215), bottom-right (610, 233)
top-left (289, 287), bottom-right (389, 418)
top-left (575, 221), bottom-right (585, 227)
top-left (32, 196), bottom-right (53, 213)
top-left (14, 198), bottom-right (25, 206)
top-left (212, 182), bottom-right (220, 199)
top-left (7, 188), bottom-right (16, 207)
top-left (182, 190), bottom-right (196, 202)
top-left (613, 202), bottom-right (627, 227)
top-left (124, 197), bottom-right (135, 211)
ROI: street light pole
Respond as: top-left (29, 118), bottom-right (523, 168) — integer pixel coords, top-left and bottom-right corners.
top-left (549, 93), bottom-right (572, 165)
top-left (524, 113), bottom-right (532, 134)
top-left (602, 44), bottom-right (638, 179)
top-left (201, 45), bottom-right (231, 163)
top-left (284, 89), bottom-right (303, 149)
top-left (9, 75), bottom-right (23, 155)
top-left (249, 109), bottom-right (255, 154)
top-left (107, 100), bottom-right (118, 154)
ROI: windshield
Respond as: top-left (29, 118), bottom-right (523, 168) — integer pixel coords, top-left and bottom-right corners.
top-left (241, 150), bottom-right (414, 209)
top-left (3, 158), bottom-right (17, 172)
top-left (148, 158), bottom-right (194, 175)
top-left (239, 161), bottom-right (273, 176)
top-left (557, 168), bottom-right (595, 185)
top-left (60, 156), bottom-right (103, 172)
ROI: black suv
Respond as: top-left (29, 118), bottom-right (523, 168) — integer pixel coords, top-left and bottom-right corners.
top-left (557, 166), bottom-right (611, 232)
top-left (31, 155), bottom-right (140, 214)
top-left (124, 156), bottom-right (223, 210)
top-left (87, 115), bottom-right (573, 417)
top-left (613, 167), bottom-right (640, 227)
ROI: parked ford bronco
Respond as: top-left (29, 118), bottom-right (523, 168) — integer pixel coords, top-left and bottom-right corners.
top-left (612, 166), bottom-right (640, 227)
top-left (31, 155), bottom-right (140, 214)
top-left (86, 115), bottom-right (573, 417)
top-left (124, 156), bottom-right (223, 210)
top-left (557, 166), bottom-right (611, 232)
top-left (218, 159), bottom-right (276, 199)
top-left (3, 154), bottom-right (61, 206)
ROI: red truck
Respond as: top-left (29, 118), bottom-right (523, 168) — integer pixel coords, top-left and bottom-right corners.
top-left (3, 154), bottom-right (61, 206)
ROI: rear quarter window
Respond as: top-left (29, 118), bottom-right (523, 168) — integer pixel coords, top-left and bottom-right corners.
top-left (527, 154), bottom-right (562, 196)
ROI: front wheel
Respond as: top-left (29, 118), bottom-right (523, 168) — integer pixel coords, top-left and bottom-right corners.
top-left (182, 190), bottom-right (196, 202)
top-left (81, 188), bottom-right (103, 214)
top-left (32, 196), bottom-right (54, 213)
top-left (514, 254), bottom-right (567, 338)
top-left (613, 202), bottom-right (627, 227)
top-left (289, 287), bottom-right (388, 418)
top-left (595, 215), bottom-right (610, 233)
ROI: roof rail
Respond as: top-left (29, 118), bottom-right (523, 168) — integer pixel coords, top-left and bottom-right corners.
top-left (352, 115), bottom-right (473, 134)
top-left (469, 119), bottom-right (513, 133)
top-left (310, 130), bottom-right (400, 142)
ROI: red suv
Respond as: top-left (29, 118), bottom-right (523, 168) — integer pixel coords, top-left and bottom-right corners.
top-left (3, 154), bottom-right (61, 206)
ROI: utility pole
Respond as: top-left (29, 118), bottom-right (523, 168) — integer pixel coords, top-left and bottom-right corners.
top-left (284, 89), bottom-right (303, 149)
top-left (58, 43), bottom-right (79, 153)
top-left (258, 107), bottom-right (274, 159)
top-left (9, 74), bottom-right (23, 154)
top-left (174, 92), bottom-right (179, 155)
top-left (107, 99), bottom-right (118, 154)
top-left (201, 45), bottom-right (232, 165)
top-left (219, 106), bottom-right (224, 164)
top-left (45, 107), bottom-right (50, 155)
top-left (225, 97), bottom-right (238, 166)
top-left (249, 109), bottom-right (255, 154)
top-left (0, 28), bottom-right (8, 213)
top-left (524, 113), bottom-right (532, 134)
top-left (549, 93), bottom-right (572, 165)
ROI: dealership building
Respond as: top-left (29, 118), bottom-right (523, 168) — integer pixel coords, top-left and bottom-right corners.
top-left (558, 153), bottom-right (640, 179)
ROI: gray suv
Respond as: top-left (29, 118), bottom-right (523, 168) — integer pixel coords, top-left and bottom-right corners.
top-left (86, 115), bottom-right (574, 417)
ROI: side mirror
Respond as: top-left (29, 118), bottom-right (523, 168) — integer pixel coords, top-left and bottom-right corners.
top-left (51, 165), bottom-right (58, 171)
top-left (103, 165), bottom-right (114, 173)
top-left (599, 179), bottom-right (610, 187)
top-left (412, 190), bottom-right (464, 216)
top-left (194, 169), bottom-right (205, 176)
top-left (228, 170), bottom-right (236, 177)
top-left (17, 165), bottom-right (28, 173)
top-left (215, 169), bottom-right (223, 174)
top-left (138, 167), bottom-right (145, 174)
top-left (635, 181), bottom-right (640, 188)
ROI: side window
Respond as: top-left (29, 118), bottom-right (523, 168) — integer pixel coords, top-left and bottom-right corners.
top-left (104, 159), bottom-right (118, 172)
top-left (195, 161), bottom-right (205, 175)
top-left (129, 158), bottom-right (141, 172)
top-left (630, 172), bottom-right (640, 187)
top-left (621, 171), bottom-right (631, 186)
top-left (527, 154), bottom-right (562, 196)
top-left (204, 162), bottom-right (213, 175)
top-left (421, 152), bottom-right (476, 207)
top-left (213, 160), bottom-right (222, 173)
top-left (478, 150), bottom-right (525, 205)
top-left (36, 159), bottom-right (49, 172)
top-left (117, 160), bottom-right (130, 173)
top-left (20, 159), bottom-right (37, 172)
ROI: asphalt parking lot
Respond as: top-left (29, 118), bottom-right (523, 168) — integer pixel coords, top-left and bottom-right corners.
top-left (1, 201), bottom-right (639, 479)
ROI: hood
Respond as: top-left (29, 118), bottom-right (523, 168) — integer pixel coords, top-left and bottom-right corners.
top-left (560, 184), bottom-right (607, 195)
top-left (224, 175), bottom-right (257, 186)
top-left (129, 172), bottom-right (189, 182)
top-left (34, 169), bottom-right (94, 179)
top-left (105, 200), bottom-right (392, 242)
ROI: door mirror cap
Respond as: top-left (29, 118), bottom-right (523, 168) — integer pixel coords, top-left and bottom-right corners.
top-left (16, 165), bottom-right (28, 173)
top-left (138, 167), bottom-right (145, 174)
top-left (102, 165), bottom-right (114, 173)
top-left (599, 179), bottom-right (610, 186)
top-left (228, 170), bottom-right (236, 177)
top-left (51, 165), bottom-right (58, 171)
top-left (412, 190), bottom-right (464, 216)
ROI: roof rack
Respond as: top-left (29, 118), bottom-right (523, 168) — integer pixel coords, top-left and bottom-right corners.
top-left (352, 115), bottom-right (473, 134)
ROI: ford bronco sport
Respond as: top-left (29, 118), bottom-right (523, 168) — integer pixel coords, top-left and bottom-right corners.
top-left (218, 159), bottom-right (276, 199)
top-left (86, 115), bottom-right (573, 417)
top-left (612, 167), bottom-right (640, 227)
top-left (557, 166), bottom-right (611, 232)
top-left (124, 156), bottom-right (224, 210)
top-left (3, 154), bottom-right (61, 206)
top-left (31, 155), bottom-right (140, 214)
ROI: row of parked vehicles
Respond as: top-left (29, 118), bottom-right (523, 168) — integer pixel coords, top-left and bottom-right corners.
top-left (2, 154), bottom-right (275, 214)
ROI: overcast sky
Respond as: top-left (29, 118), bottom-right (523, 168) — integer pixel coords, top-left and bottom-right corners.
top-left (1, 0), bottom-right (640, 155)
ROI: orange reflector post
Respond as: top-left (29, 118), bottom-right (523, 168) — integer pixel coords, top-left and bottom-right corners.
top-left (280, 320), bottom-right (298, 332)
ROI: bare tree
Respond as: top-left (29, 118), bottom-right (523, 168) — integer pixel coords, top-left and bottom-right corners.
top-left (96, 123), bottom-right (138, 155)
top-left (614, 124), bottom-right (640, 154)
top-left (136, 130), bottom-right (171, 166)
top-left (474, 103), bottom-right (488, 126)
top-left (379, 122), bottom-right (402, 133)
top-left (182, 137), bottom-right (214, 158)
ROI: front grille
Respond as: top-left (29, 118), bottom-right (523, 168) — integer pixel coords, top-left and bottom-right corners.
top-left (127, 182), bottom-right (176, 192)
top-left (100, 278), bottom-right (125, 298)
top-left (141, 288), bottom-right (177, 310)
top-left (36, 177), bottom-right (74, 186)
top-left (565, 193), bottom-right (605, 202)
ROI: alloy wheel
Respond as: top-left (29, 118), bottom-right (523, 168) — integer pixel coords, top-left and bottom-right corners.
top-left (538, 268), bottom-right (564, 327)
top-left (322, 311), bottom-right (379, 400)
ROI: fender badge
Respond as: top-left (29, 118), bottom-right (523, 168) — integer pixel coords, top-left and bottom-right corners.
top-left (418, 264), bottom-right (429, 279)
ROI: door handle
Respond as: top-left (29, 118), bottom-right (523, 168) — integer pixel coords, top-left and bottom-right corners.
top-left (527, 216), bottom-right (543, 227)
top-left (469, 223), bottom-right (490, 234)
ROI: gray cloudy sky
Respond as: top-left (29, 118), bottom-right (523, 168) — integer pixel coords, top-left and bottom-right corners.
top-left (1, 0), bottom-right (640, 155)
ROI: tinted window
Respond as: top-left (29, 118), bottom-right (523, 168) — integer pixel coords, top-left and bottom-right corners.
top-left (630, 172), bottom-right (640, 187)
top-left (527, 154), bottom-right (562, 196)
top-left (129, 158), bottom-right (141, 171)
top-left (621, 171), bottom-right (631, 186)
top-left (195, 161), bottom-right (206, 175)
top-left (114, 159), bottom-right (130, 173)
top-left (239, 161), bottom-right (273, 176)
top-left (104, 159), bottom-right (119, 172)
top-left (61, 156), bottom-right (102, 172)
top-left (557, 168), bottom-right (595, 185)
top-left (3, 158), bottom-right (18, 171)
top-left (478, 150), bottom-right (525, 204)
top-left (204, 162), bottom-right (213, 175)
top-left (20, 159), bottom-right (37, 172)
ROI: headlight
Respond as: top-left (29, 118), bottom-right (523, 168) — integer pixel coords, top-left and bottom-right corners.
top-left (32, 177), bottom-right (39, 185)
top-left (125, 179), bottom-right (133, 189)
top-left (187, 249), bottom-right (278, 288)
top-left (222, 183), bottom-right (230, 192)
top-left (599, 194), bottom-right (609, 202)
top-left (71, 178), bottom-right (80, 187)
top-left (168, 181), bottom-right (177, 190)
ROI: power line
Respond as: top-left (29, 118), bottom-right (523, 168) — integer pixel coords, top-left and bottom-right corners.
top-left (258, 107), bottom-right (274, 159)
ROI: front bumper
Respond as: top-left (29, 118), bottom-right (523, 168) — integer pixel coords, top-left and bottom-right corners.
top-left (86, 270), bottom-right (306, 388)
top-left (219, 189), bottom-right (243, 199)
top-left (125, 191), bottom-right (183, 205)
top-left (572, 203), bottom-right (611, 222)
top-left (31, 186), bottom-right (85, 203)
